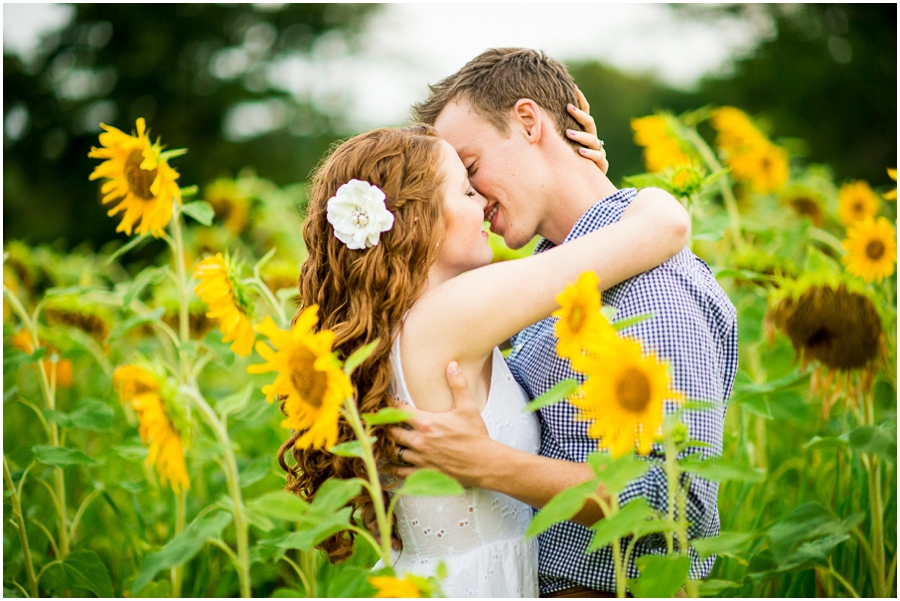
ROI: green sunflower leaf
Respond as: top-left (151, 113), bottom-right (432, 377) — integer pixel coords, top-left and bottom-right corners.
top-left (180, 201), bottom-right (215, 226)
top-left (362, 408), bottom-right (414, 426)
top-left (344, 339), bottom-right (381, 376)
top-left (33, 444), bottom-right (102, 467)
top-left (123, 265), bottom-right (167, 309)
top-left (628, 554), bottom-right (690, 598)
top-left (396, 469), bottom-right (465, 498)
top-left (523, 378), bottom-right (580, 413)
top-left (526, 478), bottom-right (599, 539)
top-left (107, 307), bottom-right (166, 342)
top-left (43, 398), bottom-right (113, 432)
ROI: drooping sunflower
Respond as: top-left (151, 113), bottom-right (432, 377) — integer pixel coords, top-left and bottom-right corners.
top-left (368, 575), bottom-right (425, 598)
top-left (765, 274), bottom-right (886, 416)
top-left (204, 178), bottom-right (251, 234)
top-left (247, 307), bottom-right (353, 450)
top-left (88, 118), bottom-right (183, 238)
top-left (571, 334), bottom-right (685, 458)
top-left (10, 329), bottom-right (73, 388)
top-left (552, 271), bottom-right (617, 367)
top-left (631, 115), bottom-right (693, 173)
top-left (837, 180), bottom-right (880, 225)
top-left (193, 253), bottom-right (256, 357)
top-left (842, 217), bottom-right (897, 284)
top-left (112, 365), bottom-right (190, 493)
top-left (711, 107), bottom-right (789, 194)
top-left (44, 299), bottom-right (111, 343)
top-left (780, 186), bottom-right (826, 227)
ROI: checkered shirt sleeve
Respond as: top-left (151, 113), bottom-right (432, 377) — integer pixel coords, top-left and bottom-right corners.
top-left (507, 188), bottom-right (738, 594)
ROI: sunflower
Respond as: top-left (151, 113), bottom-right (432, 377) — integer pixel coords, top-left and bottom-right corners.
top-left (247, 307), bottom-right (353, 450)
top-left (631, 115), bottom-right (693, 173)
top-left (765, 275), bottom-right (885, 416)
top-left (842, 217), bottom-right (897, 284)
top-left (193, 253), bottom-right (256, 357)
top-left (884, 168), bottom-right (897, 201)
top-left (10, 329), bottom-right (73, 388)
top-left (368, 575), bottom-right (425, 598)
top-left (552, 271), bottom-right (616, 368)
top-left (781, 186), bottom-right (826, 227)
top-left (837, 180), bottom-right (880, 225)
top-left (711, 107), bottom-right (788, 194)
top-left (571, 334), bottom-right (684, 457)
top-left (88, 118), bottom-right (183, 238)
top-left (113, 365), bottom-right (190, 492)
top-left (44, 300), bottom-right (111, 343)
top-left (204, 178), bottom-right (251, 234)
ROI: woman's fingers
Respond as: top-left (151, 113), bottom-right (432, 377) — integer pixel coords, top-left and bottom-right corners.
top-left (575, 86), bottom-right (590, 113)
top-left (578, 147), bottom-right (609, 175)
top-left (567, 102), bottom-right (597, 136)
top-left (566, 128), bottom-right (601, 150)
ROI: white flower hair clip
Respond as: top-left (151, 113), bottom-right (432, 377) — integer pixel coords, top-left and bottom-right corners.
top-left (326, 179), bottom-right (394, 250)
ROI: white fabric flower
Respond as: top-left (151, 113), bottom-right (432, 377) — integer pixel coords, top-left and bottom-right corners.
top-left (326, 179), bottom-right (395, 250)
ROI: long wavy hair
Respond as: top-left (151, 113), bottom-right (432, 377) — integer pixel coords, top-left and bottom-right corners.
top-left (277, 125), bottom-right (446, 563)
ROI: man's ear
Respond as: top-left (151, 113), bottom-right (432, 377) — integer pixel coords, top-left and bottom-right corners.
top-left (512, 99), bottom-right (542, 144)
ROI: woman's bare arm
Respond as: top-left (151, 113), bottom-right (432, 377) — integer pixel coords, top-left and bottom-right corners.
top-left (408, 187), bottom-right (689, 366)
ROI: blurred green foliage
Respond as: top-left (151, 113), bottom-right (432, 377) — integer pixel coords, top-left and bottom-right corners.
top-left (3, 3), bottom-right (895, 253)
top-left (570, 4), bottom-right (896, 190)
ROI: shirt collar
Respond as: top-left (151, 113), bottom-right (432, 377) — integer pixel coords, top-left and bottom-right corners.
top-left (533, 188), bottom-right (638, 254)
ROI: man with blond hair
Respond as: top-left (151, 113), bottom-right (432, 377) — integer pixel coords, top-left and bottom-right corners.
top-left (390, 48), bottom-right (737, 597)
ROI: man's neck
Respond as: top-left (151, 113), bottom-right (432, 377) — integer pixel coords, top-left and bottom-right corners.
top-left (537, 152), bottom-right (618, 246)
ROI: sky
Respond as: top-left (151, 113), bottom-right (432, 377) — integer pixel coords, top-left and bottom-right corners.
top-left (3, 3), bottom-right (773, 132)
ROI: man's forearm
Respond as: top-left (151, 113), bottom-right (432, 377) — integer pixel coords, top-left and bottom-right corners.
top-left (476, 440), bottom-right (610, 527)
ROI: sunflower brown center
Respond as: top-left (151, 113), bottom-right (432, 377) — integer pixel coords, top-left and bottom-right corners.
top-left (866, 240), bottom-right (885, 260)
top-left (568, 304), bottom-right (585, 334)
top-left (615, 367), bottom-right (652, 413)
top-left (125, 149), bottom-right (158, 200)
top-left (852, 201), bottom-right (864, 216)
top-left (289, 346), bottom-right (328, 408)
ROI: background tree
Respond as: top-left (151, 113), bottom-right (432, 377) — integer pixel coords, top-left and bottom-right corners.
top-left (3, 4), bottom-right (379, 248)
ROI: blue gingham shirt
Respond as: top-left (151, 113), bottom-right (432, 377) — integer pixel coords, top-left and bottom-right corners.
top-left (507, 188), bottom-right (738, 594)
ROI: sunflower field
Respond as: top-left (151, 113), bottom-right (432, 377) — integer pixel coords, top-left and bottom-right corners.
top-left (2, 105), bottom-right (896, 598)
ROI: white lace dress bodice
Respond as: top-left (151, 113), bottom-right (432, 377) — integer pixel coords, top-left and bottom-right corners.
top-left (381, 335), bottom-right (542, 597)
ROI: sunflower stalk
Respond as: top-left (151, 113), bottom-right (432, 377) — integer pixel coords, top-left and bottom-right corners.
top-left (681, 127), bottom-right (743, 250)
top-left (861, 391), bottom-right (886, 598)
top-left (3, 287), bottom-right (70, 558)
top-left (341, 397), bottom-right (393, 567)
top-left (182, 385), bottom-right (251, 597)
top-left (4, 457), bottom-right (38, 598)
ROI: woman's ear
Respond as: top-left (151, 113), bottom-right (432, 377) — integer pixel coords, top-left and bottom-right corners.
top-left (512, 99), bottom-right (542, 144)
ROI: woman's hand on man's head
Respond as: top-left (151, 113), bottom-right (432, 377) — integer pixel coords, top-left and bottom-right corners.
top-left (566, 86), bottom-right (608, 174)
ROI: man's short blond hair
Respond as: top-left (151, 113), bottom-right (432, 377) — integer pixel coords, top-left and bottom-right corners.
top-left (411, 48), bottom-right (582, 150)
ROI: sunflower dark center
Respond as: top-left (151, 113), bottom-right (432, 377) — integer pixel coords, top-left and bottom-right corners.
top-left (852, 201), bottom-right (864, 215)
top-left (615, 367), bottom-right (652, 413)
top-left (866, 240), bottom-right (885, 260)
top-left (781, 285), bottom-right (882, 370)
top-left (125, 149), bottom-right (158, 200)
top-left (289, 346), bottom-right (328, 409)
top-left (568, 304), bottom-right (585, 334)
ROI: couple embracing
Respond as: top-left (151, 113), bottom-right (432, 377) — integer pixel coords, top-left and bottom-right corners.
top-left (280, 48), bottom-right (737, 598)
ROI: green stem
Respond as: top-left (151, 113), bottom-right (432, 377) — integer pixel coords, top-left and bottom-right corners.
top-left (828, 561), bottom-right (861, 598)
top-left (341, 398), bottom-right (392, 567)
top-left (171, 490), bottom-right (187, 597)
top-left (4, 288), bottom-right (70, 558)
top-left (170, 204), bottom-right (191, 381)
top-left (863, 392), bottom-right (886, 598)
top-left (185, 386), bottom-right (251, 597)
top-left (664, 435), bottom-right (677, 554)
top-left (246, 278), bottom-right (287, 328)
top-left (281, 555), bottom-right (312, 596)
top-left (607, 497), bottom-right (626, 598)
top-left (67, 488), bottom-right (104, 544)
top-left (4, 458), bottom-right (38, 597)
top-left (683, 128), bottom-right (742, 249)
top-left (299, 550), bottom-right (318, 597)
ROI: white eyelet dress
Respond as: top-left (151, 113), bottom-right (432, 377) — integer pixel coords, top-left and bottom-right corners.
top-left (379, 334), bottom-right (542, 597)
